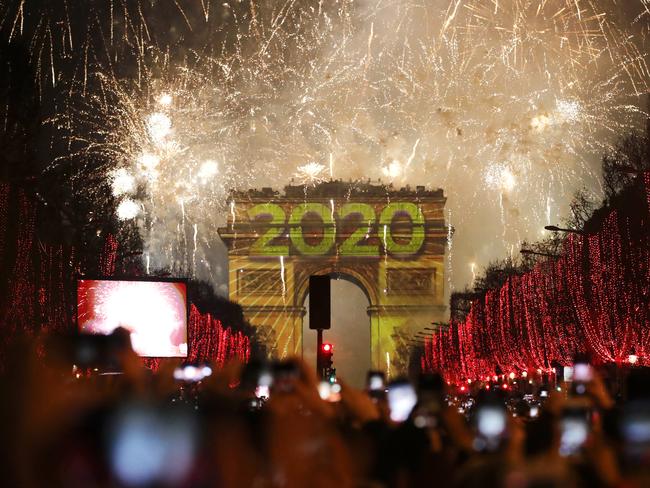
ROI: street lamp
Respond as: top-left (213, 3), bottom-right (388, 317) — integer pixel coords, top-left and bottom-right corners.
top-left (544, 225), bottom-right (585, 235)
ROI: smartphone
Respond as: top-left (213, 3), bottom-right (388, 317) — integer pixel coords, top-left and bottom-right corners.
top-left (74, 334), bottom-right (110, 368)
top-left (367, 371), bottom-right (385, 391)
top-left (387, 380), bottom-right (417, 422)
top-left (571, 362), bottom-right (592, 396)
top-left (559, 407), bottom-right (590, 457)
top-left (573, 363), bottom-right (592, 382)
top-left (108, 404), bottom-right (197, 486)
top-left (622, 402), bottom-right (650, 462)
top-left (255, 369), bottom-right (273, 399)
top-left (272, 360), bottom-right (300, 393)
top-left (622, 410), bottom-right (650, 444)
top-left (476, 405), bottom-right (506, 439)
top-left (74, 333), bottom-right (126, 370)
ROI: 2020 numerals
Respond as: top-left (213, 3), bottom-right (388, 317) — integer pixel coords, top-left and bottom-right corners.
top-left (246, 202), bottom-right (424, 256)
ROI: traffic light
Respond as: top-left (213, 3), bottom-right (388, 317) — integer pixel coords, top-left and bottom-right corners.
top-left (320, 342), bottom-right (334, 380)
top-left (309, 275), bottom-right (331, 330)
top-left (322, 342), bottom-right (333, 368)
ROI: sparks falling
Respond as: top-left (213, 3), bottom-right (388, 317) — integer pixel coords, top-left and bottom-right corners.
top-left (10, 0), bottom-right (649, 289)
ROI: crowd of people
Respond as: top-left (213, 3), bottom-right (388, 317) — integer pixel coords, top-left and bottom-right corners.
top-left (2, 329), bottom-right (650, 488)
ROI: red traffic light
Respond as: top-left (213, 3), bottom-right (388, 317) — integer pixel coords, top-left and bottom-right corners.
top-left (322, 343), bottom-right (333, 353)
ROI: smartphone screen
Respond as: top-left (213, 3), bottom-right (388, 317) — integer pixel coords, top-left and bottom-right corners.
top-left (108, 404), bottom-right (197, 486)
top-left (622, 402), bottom-right (650, 461)
top-left (623, 414), bottom-right (650, 443)
top-left (272, 361), bottom-right (300, 393)
top-left (367, 371), bottom-right (385, 391)
top-left (477, 406), bottom-right (506, 439)
top-left (573, 363), bottom-right (592, 382)
top-left (75, 333), bottom-right (115, 369)
top-left (255, 370), bottom-right (273, 399)
top-left (560, 408), bottom-right (590, 456)
top-left (387, 381), bottom-right (417, 422)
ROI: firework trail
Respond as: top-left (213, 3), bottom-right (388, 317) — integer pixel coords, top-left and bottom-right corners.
top-left (3, 0), bottom-right (649, 290)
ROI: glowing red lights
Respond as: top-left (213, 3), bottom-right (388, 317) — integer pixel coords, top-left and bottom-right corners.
top-left (188, 305), bottom-right (250, 367)
top-left (100, 234), bottom-right (118, 276)
top-left (322, 343), bottom-right (333, 353)
top-left (423, 172), bottom-right (650, 384)
top-left (0, 186), bottom-right (252, 371)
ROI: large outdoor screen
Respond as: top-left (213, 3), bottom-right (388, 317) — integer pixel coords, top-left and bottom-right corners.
top-left (77, 279), bottom-right (188, 358)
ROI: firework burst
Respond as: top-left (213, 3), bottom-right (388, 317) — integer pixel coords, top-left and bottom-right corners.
top-left (4, 0), bottom-right (649, 289)
top-left (295, 162), bottom-right (329, 185)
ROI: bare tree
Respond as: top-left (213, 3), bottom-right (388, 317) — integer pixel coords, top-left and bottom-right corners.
top-left (602, 132), bottom-right (650, 200)
top-left (473, 258), bottom-right (523, 291)
top-left (562, 187), bottom-right (598, 230)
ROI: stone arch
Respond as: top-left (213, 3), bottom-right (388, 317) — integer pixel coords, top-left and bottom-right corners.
top-left (218, 181), bottom-right (448, 377)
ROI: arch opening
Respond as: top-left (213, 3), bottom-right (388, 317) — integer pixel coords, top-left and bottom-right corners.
top-left (302, 276), bottom-right (371, 388)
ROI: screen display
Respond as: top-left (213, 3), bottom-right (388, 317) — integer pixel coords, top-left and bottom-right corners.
top-left (560, 415), bottom-right (589, 456)
top-left (573, 363), bottom-right (593, 382)
top-left (368, 372), bottom-right (385, 391)
top-left (78, 279), bottom-right (188, 357)
top-left (477, 406), bottom-right (506, 438)
top-left (387, 382), bottom-right (417, 422)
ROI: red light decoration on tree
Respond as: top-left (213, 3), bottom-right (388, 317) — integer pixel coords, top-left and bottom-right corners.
top-left (0, 183), bottom-right (9, 261)
top-left (0, 185), bottom-right (251, 372)
top-left (425, 172), bottom-right (650, 384)
top-left (187, 304), bottom-right (251, 367)
top-left (100, 233), bottom-right (118, 276)
top-left (5, 191), bottom-right (37, 338)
